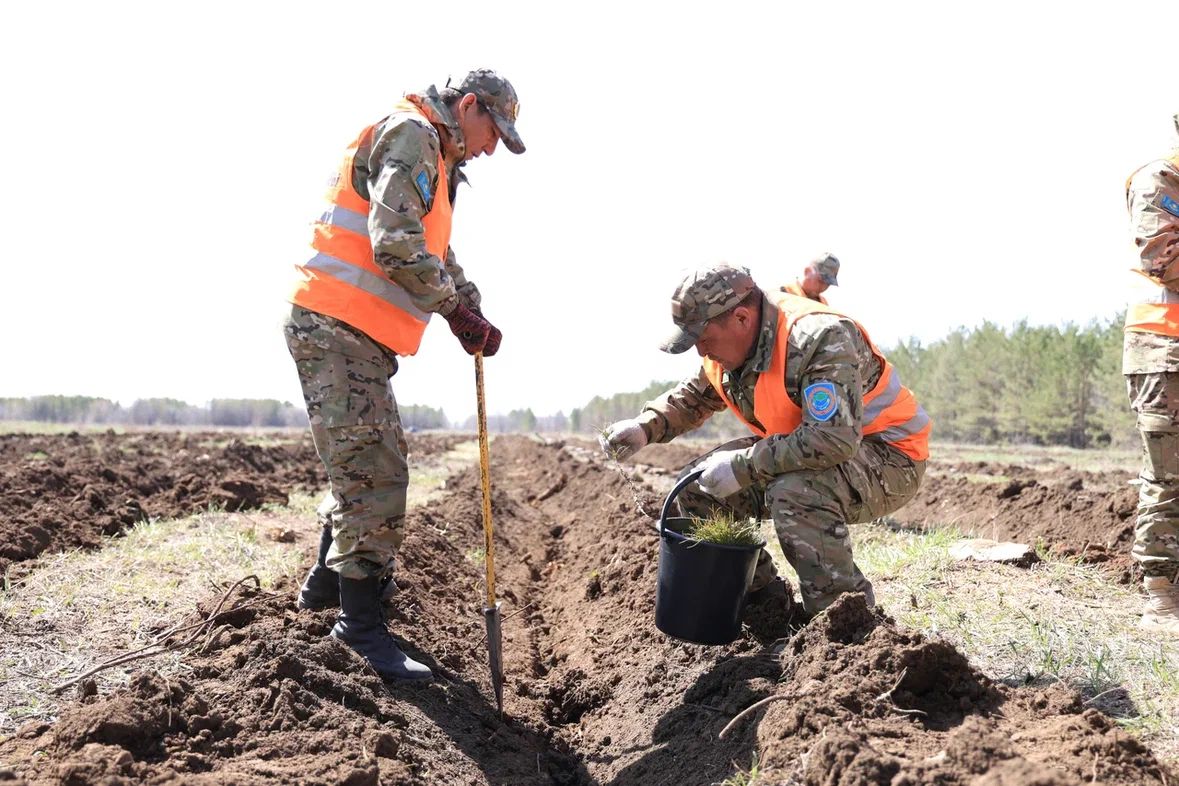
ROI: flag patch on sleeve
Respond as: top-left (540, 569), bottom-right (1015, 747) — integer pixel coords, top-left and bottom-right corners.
top-left (1160, 194), bottom-right (1179, 218)
top-left (414, 170), bottom-right (432, 205)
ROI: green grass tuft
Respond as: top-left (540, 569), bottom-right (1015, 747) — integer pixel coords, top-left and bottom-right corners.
top-left (720, 754), bottom-right (760, 785)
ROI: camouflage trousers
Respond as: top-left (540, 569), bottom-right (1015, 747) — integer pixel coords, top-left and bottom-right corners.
top-left (675, 437), bottom-right (926, 615)
top-left (283, 304), bottom-right (409, 581)
top-left (1127, 372), bottom-right (1179, 578)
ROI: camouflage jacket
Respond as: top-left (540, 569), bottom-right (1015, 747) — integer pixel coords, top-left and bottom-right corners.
top-left (350, 85), bottom-right (479, 316)
top-left (637, 294), bottom-right (885, 486)
top-left (1124, 152), bottom-right (1179, 374)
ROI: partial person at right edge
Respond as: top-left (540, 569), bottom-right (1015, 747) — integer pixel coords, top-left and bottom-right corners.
top-left (1125, 112), bottom-right (1179, 633)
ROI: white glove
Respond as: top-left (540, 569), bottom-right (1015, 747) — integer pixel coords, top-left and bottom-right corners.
top-left (599, 419), bottom-right (648, 461)
top-left (696, 449), bottom-right (744, 499)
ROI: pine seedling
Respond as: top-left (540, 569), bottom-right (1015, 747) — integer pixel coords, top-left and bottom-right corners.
top-left (685, 512), bottom-right (763, 547)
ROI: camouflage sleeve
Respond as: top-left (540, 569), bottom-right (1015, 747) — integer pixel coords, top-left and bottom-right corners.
top-left (734, 315), bottom-right (864, 484)
top-left (444, 246), bottom-right (482, 311)
top-left (636, 367), bottom-right (726, 443)
top-left (1128, 162), bottom-right (1179, 290)
top-left (362, 117), bottom-right (458, 314)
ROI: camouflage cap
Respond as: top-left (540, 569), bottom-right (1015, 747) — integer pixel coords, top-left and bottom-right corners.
top-left (456, 69), bottom-right (525, 154)
top-left (811, 252), bottom-right (840, 286)
top-left (659, 263), bottom-right (756, 354)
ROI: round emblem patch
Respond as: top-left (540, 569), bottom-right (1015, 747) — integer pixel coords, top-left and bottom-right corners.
top-left (804, 382), bottom-right (838, 422)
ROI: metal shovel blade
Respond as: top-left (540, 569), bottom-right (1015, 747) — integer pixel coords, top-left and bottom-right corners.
top-left (484, 601), bottom-right (504, 713)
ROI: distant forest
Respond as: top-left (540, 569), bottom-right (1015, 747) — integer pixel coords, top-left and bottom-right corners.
top-left (4, 316), bottom-right (1139, 447)
top-left (0, 397), bottom-right (448, 431)
top-left (888, 318), bottom-right (1132, 448)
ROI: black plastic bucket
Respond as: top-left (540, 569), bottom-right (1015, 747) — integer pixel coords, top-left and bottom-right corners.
top-left (654, 469), bottom-right (765, 645)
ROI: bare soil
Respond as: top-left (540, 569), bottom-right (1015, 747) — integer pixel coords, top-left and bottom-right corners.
top-left (898, 461), bottom-right (1140, 582)
top-left (0, 435), bottom-right (1168, 785)
top-left (0, 431), bottom-right (468, 580)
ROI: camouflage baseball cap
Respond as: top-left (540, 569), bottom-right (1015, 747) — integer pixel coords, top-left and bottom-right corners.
top-left (812, 252), bottom-right (840, 286)
top-left (456, 69), bottom-right (525, 154)
top-left (659, 263), bottom-right (756, 354)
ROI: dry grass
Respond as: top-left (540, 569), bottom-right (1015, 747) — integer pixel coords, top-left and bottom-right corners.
top-left (0, 421), bottom-right (126, 435)
top-left (852, 519), bottom-right (1179, 765)
top-left (0, 440), bottom-right (479, 737)
top-left (0, 508), bottom-right (301, 734)
top-left (931, 440), bottom-right (1139, 475)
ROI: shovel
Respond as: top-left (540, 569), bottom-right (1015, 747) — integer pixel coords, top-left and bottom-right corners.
top-left (474, 351), bottom-right (504, 714)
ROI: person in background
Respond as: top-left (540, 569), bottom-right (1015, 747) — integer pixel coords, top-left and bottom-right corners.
top-left (781, 252), bottom-right (840, 304)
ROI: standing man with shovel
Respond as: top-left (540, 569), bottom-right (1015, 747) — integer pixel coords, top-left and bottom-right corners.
top-left (284, 69), bottom-right (526, 681)
top-left (601, 263), bottom-right (930, 620)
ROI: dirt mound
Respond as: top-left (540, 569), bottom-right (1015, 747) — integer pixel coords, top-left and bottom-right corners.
top-left (2, 437), bottom-right (1170, 785)
top-left (898, 463), bottom-right (1139, 581)
top-left (751, 594), bottom-right (1165, 785)
top-left (0, 430), bottom-right (466, 578)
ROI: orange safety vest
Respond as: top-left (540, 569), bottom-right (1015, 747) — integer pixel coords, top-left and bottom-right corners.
top-left (1125, 153), bottom-right (1179, 338)
top-left (290, 101), bottom-right (452, 356)
top-left (780, 280), bottom-right (827, 305)
top-left (702, 292), bottom-right (931, 461)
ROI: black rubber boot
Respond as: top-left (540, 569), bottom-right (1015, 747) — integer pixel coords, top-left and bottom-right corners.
top-left (331, 576), bottom-right (433, 682)
top-left (297, 527), bottom-right (398, 610)
top-left (296, 525), bottom-right (339, 610)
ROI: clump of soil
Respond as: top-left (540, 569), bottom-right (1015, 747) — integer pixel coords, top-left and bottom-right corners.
top-left (0, 430), bottom-right (467, 577)
top-left (2, 438), bottom-right (1170, 786)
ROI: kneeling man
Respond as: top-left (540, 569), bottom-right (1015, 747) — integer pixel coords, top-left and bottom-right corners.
top-left (601, 263), bottom-right (931, 617)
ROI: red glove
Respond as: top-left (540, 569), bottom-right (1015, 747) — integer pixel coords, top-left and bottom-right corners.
top-left (482, 320), bottom-right (502, 357)
top-left (443, 303), bottom-right (491, 355)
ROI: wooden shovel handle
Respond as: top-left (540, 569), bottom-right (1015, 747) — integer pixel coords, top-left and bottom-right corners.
top-left (475, 352), bottom-right (497, 608)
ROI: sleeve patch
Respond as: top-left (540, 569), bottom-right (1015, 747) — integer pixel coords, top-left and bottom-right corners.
top-left (1160, 194), bottom-right (1179, 218)
top-left (414, 169), bottom-right (432, 205)
top-left (803, 382), bottom-right (839, 422)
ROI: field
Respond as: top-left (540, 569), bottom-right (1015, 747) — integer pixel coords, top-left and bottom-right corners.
top-left (0, 430), bottom-right (1173, 785)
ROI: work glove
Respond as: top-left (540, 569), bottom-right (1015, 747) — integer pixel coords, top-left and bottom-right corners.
top-left (696, 449), bottom-right (744, 499)
top-left (443, 303), bottom-right (491, 355)
top-left (598, 419), bottom-right (648, 461)
top-left (475, 309), bottom-right (502, 357)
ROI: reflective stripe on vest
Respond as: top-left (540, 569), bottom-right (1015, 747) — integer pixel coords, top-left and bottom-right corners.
top-left (1124, 154), bottom-right (1179, 338)
top-left (702, 292), bottom-right (931, 461)
top-left (290, 101), bottom-right (452, 356)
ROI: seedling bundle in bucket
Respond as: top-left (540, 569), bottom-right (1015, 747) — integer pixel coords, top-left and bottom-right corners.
top-left (655, 469), bottom-right (765, 645)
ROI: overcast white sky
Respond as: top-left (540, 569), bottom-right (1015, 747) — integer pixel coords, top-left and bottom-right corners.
top-left (3, 1), bottom-right (1175, 422)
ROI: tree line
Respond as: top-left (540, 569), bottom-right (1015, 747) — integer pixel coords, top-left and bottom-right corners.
top-left (0, 396), bottom-right (448, 431)
top-left (889, 317), bottom-right (1133, 448)
top-left (568, 381), bottom-right (748, 441)
top-left (3, 316), bottom-right (1139, 447)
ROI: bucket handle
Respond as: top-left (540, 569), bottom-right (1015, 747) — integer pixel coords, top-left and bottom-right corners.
top-left (660, 469), bottom-right (704, 536)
